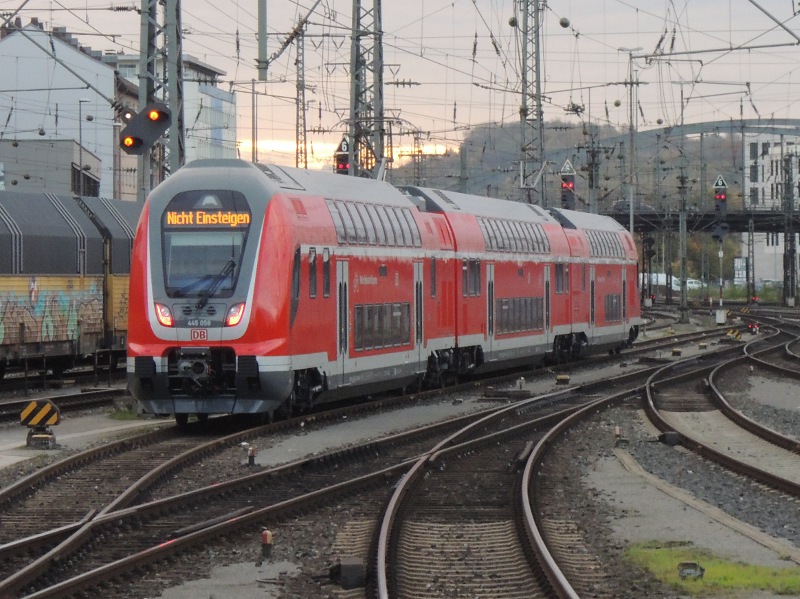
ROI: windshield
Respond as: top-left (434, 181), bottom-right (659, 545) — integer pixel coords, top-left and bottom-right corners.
top-left (160, 189), bottom-right (251, 299)
top-left (163, 230), bottom-right (245, 298)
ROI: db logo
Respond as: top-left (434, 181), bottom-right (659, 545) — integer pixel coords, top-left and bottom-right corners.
top-left (191, 329), bottom-right (208, 341)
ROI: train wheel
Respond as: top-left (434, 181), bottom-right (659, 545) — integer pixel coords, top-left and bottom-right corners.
top-left (175, 413), bottom-right (189, 428)
top-left (196, 413), bottom-right (209, 424)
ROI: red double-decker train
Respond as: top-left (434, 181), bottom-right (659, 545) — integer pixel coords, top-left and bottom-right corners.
top-left (127, 159), bottom-right (642, 425)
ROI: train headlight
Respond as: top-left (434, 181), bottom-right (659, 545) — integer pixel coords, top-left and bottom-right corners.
top-left (155, 303), bottom-right (174, 327)
top-left (225, 302), bottom-right (246, 327)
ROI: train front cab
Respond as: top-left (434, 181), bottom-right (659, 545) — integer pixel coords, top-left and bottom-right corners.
top-left (127, 162), bottom-right (296, 423)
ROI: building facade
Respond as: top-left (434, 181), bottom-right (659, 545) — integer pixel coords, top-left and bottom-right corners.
top-left (742, 135), bottom-right (800, 287)
top-left (0, 18), bottom-right (236, 200)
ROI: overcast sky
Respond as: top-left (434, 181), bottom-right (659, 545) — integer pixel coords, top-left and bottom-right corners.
top-left (3, 1), bottom-right (800, 168)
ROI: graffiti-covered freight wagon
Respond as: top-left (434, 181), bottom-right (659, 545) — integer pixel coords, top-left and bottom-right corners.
top-left (0, 191), bottom-right (140, 378)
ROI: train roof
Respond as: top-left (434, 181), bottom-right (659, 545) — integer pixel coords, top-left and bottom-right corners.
top-left (549, 207), bottom-right (630, 234)
top-left (400, 186), bottom-right (558, 223)
top-left (171, 160), bottom-right (413, 208)
top-left (0, 191), bottom-right (104, 275)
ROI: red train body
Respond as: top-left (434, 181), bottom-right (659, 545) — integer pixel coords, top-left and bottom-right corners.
top-left (127, 160), bottom-right (642, 424)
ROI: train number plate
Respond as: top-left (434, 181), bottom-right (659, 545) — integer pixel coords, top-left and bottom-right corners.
top-left (191, 329), bottom-right (208, 341)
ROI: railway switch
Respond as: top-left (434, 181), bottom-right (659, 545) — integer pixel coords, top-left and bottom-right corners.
top-left (20, 399), bottom-right (60, 449)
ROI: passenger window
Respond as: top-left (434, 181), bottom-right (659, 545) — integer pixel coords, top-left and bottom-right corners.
top-left (513, 222), bottom-right (529, 252)
top-left (392, 302), bottom-right (402, 345)
top-left (322, 248), bottom-right (331, 298)
top-left (346, 203), bottom-right (367, 243)
top-left (555, 264), bottom-right (566, 294)
top-left (354, 306), bottom-right (364, 350)
top-left (366, 205), bottom-right (386, 244)
top-left (401, 302), bottom-right (411, 344)
top-left (309, 248), bottom-right (317, 299)
top-left (356, 204), bottom-right (376, 244)
top-left (338, 201), bottom-right (356, 242)
top-left (393, 208), bottom-right (411, 246)
top-left (383, 304), bottom-right (392, 347)
top-left (326, 200), bottom-right (346, 243)
top-left (403, 209), bottom-right (421, 246)
top-left (462, 259), bottom-right (468, 297)
top-left (374, 207), bottom-right (394, 245)
top-left (481, 219), bottom-right (496, 251)
top-left (499, 221), bottom-right (513, 252)
top-left (431, 258), bottom-right (437, 298)
top-left (469, 259), bottom-right (481, 296)
top-left (375, 304), bottom-right (385, 349)
top-left (364, 305), bottom-right (374, 349)
top-left (290, 247), bottom-right (301, 326)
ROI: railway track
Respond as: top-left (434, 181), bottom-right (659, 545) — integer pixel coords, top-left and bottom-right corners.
top-left (0, 369), bottom-right (650, 597)
top-left (373, 346), bottom-right (751, 598)
top-left (644, 326), bottom-right (800, 498)
top-left (0, 387), bottom-right (124, 423)
top-left (0, 325), bottom-right (753, 597)
top-left (0, 366), bottom-right (124, 397)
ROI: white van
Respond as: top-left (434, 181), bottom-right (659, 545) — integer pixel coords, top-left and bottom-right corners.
top-left (641, 273), bottom-right (702, 292)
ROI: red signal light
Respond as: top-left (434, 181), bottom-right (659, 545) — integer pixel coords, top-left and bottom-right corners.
top-left (561, 180), bottom-right (574, 189)
top-left (715, 192), bottom-right (726, 201)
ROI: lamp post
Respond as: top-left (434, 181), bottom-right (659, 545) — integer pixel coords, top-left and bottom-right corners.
top-left (618, 47), bottom-right (642, 234)
top-left (77, 98), bottom-right (90, 197)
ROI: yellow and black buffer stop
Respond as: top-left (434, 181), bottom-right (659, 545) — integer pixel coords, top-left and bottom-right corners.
top-left (20, 400), bottom-right (61, 428)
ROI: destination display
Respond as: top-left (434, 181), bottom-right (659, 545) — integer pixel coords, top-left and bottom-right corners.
top-left (164, 210), bottom-right (251, 227)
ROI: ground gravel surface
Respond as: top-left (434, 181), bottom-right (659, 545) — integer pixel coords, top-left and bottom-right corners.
top-left (4, 360), bottom-right (800, 598)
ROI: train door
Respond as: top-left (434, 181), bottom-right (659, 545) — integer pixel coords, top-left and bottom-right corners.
top-left (622, 268), bottom-right (628, 323)
top-left (414, 261), bottom-right (424, 367)
top-left (589, 265), bottom-right (596, 336)
top-left (486, 263), bottom-right (495, 354)
top-left (336, 260), bottom-right (349, 382)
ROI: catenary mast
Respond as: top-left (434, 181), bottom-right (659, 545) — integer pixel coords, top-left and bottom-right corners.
top-left (349, 0), bottom-right (386, 178)
top-left (136, 0), bottom-right (185, 201)
top-left (518, 0), bottom-right (545, 205)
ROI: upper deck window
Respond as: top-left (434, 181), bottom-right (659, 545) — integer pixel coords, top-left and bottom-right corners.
top-left (325, 199), bottom-right (422, 248)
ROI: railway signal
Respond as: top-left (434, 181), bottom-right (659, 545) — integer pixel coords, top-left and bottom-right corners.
top-left (334, 137), bottom-right (350, 175)
top-left (560, 173), bottom-right (575, 209)
top-left (711, 222), bottom-right (729, 242)
top-left (119, 102), bottom-right (172, 155)
top-left (559, 159), bottom-right (576, 209)
top-left (714, 190), bottom-right (727, 219)
top-left (713, 174), bottom-right (727, 220)
top-left (334, 151), bottom-right (349, 175)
